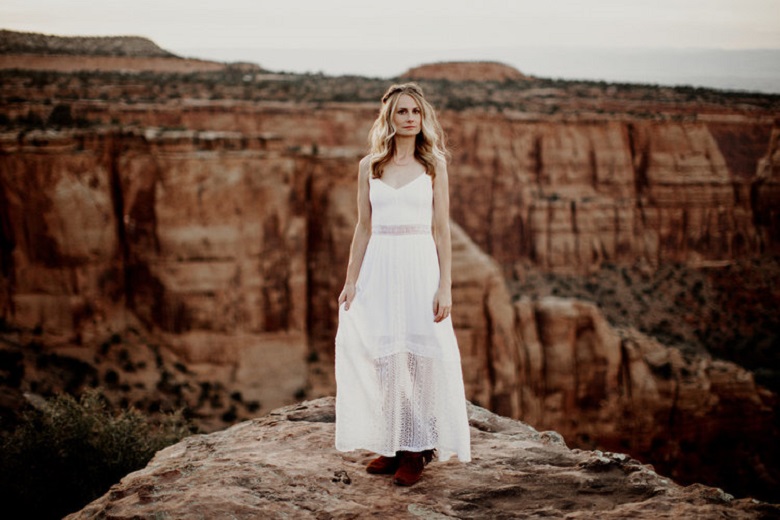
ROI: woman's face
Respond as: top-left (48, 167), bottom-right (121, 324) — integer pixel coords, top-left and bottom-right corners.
top-left (392, 94), bottom-right (422, 137)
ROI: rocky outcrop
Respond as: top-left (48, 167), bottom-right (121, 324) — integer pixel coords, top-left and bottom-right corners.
top-left (66, 397), bottom-right (779, 520)
top-left (403, 61), bottom-right (530, 82)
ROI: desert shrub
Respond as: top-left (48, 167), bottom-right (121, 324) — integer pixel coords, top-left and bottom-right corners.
top-left (46, 103), bottom-right (74, 127)
top-left (15, 110), bottom-right (44, 129)
top-left (0, 389), bottom-right (194, 519)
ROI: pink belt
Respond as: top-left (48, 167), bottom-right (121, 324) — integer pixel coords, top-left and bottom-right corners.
top-left (372, 224), bottom-right (431, 235)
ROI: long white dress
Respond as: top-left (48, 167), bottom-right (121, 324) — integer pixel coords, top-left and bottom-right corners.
top-left (335, 171), bottom-right (471, 462)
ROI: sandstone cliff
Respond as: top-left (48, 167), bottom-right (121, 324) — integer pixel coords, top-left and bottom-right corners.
top-left (66, 397), bottom-right (779, 520)
top-left (11, 99), bottom-right (773, 273)
top-left (2, 61), bottom-right (779, 502)
top-left (444, 116), bottom-right (778, 274)
top-left (1, 123), bottom-right (778, 499)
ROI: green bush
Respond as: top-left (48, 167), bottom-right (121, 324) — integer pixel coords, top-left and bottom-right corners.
top-left (0, 389), bottom-right (194, 519)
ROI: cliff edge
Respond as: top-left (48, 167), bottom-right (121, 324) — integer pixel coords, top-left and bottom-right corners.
top-left (67, 397), bottom-right (778, 519)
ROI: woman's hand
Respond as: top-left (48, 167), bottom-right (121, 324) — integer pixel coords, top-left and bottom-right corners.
top-left (338, 282), bottom-right (357, 311)
top-left (433, 286), bottom-right (452, 322)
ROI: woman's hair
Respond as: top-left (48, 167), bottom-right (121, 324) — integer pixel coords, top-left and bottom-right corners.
top-left (368, 82), bottom-right (448, 180)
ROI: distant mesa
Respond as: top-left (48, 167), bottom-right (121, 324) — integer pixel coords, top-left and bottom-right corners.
top-left (0, 29), bottom-right (176, 57)
top-left (0, 29), bottom-right (262, 73)
top-left (402, 61), bottom-right (530, 82)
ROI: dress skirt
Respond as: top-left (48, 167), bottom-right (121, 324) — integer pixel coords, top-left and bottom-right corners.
top-left (335, 224), bottom-right (471, 462)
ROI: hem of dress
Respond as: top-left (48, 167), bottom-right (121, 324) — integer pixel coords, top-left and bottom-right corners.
top-left (335, 443), bottom-right (471, 463)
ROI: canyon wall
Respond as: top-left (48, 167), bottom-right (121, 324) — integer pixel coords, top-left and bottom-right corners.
top-left (0, 130), bottom-right (312, 418)
top-left (2, 102), bottom-right (778, 497)
top-left (445, 115), bottom-right (777, 274)
top-left (35, 99), bottom-right (777, 274)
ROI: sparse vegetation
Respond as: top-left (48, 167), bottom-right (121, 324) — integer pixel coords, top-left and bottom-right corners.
top-left (1, 67), bottom-right (777, 131)
top-left (511, 256), bottom-right (780, 391)
top-left (0, 389), bottom-right (194, 520)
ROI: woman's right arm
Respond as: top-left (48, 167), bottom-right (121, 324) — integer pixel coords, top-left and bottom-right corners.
top-left (338, 157), bottom-right (372, 310)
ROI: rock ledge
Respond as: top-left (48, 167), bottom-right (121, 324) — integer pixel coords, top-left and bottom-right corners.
top-left (67, 397), bottom-right (778, 519)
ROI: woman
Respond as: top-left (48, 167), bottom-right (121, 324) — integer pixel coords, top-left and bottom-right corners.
top-left (335, 83), bottom-right (471, 487)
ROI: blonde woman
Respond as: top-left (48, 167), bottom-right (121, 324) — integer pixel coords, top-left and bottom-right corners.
top-left (335, 83), bottom-right (471, 486)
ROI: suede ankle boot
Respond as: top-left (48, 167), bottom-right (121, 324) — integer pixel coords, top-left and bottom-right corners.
top-left (366, 454), bottom-right (400, 474)
top-left (393, 451), bottom-right (426, 486)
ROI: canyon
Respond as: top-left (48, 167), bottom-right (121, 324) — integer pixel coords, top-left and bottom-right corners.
top-left (1, 48), bottom-right (779, 502)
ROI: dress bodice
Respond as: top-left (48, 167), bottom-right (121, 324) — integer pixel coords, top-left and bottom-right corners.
top-left (369, 173), bottom-right (433, 228)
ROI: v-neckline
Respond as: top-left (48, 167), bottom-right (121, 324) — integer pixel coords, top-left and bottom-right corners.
top-left (376, 172), bottom-right (427, 191)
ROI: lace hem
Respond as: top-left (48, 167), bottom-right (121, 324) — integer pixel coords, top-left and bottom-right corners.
top-left (372, 224), bottom-right (431, 235)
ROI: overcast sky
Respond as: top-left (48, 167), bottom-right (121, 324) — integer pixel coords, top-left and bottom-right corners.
top-left (3, 1), bottom-right (780, 90)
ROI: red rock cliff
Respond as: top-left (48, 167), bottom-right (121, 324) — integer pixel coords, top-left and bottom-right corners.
top-left (51, 100), bottom-right (777, 273)
top-left (1, 103), bottom-right (778, 499)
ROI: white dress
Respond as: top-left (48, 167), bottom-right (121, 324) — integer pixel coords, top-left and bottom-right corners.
top-left (335, 171), bottom-right (472, 462)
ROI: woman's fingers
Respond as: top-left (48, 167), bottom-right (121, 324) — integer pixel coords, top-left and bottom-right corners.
top-left (339, 287), bottom-right (355, 311)
top-left (433, 300), bottom-right (451, 322)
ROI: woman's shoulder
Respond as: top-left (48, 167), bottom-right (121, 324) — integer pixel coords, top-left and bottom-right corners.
top-left (360, 154), bottom-right (375, 171)
top-left (433, 157), bottom-right (448, 178)
top-left (358, 155), bottom-right (373, 181)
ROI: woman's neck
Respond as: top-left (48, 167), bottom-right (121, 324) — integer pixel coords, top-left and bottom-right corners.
top-left (394, 136), bottom-right (416, 161)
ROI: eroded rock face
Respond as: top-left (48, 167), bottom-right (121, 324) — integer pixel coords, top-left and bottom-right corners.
top-left (510, 299), bottom-right (779, 499)
top-left (68, 101), bottom-right (780, 275)
top-left (0, 102), bottom-right (780, 498)
top-left (0, 130), bottom-right (312, 421)
top-left (450, 231), bottom-right (779, 500)
top-left (444, 116), bottom-right (777, 274)
top-left (66, 397), bottom-right (778, 520)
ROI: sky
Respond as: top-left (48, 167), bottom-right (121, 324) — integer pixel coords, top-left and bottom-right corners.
top-left (3, 1), bottom-right (780, 91)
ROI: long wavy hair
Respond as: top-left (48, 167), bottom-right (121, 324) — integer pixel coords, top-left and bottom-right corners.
top-left (368, 83), bottom-right (448, 180)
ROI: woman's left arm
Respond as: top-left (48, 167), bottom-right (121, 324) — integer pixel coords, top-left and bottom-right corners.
top-left (432, 160), bottom-right (453, 323)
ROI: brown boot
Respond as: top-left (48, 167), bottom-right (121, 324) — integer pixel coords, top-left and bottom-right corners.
top-left (393, 451), bottom-right (425, 486)
top-left (366, 454), bottom-right (400, 474)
